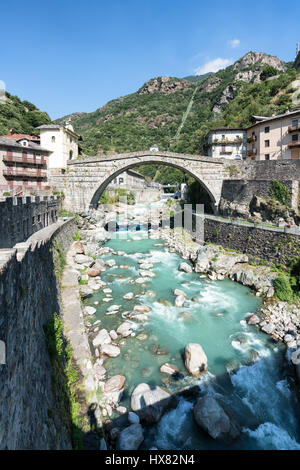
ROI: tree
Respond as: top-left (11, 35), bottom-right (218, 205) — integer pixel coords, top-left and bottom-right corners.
top-left (260, 65), bottom-right (279, 81)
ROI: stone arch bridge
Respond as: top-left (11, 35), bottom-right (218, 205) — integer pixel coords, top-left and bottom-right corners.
top-left (51, 151), bottom-right (226, 212)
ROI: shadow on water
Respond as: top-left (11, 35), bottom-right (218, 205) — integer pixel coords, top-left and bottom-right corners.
top-left (79, 348), bottom-right (300, 450)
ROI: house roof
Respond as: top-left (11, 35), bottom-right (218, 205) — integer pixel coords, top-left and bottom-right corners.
top-left (247, 108), bottom-right (300, 129)
top-left (0, 137), bottom-right (52, 153)
top-left (1, 131), bottom-right (40, 141)
top-left (36, 124), bottom-right (82, 140)
top-left (207, 127), bottom-right (246, 132)
top-left (126, 169), bottom-right (145, 179)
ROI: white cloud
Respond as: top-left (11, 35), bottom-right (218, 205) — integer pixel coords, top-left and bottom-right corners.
top-left (194, 58), bottom-right (233, 75)
top-left (229, 38), bottom-right (240, 48)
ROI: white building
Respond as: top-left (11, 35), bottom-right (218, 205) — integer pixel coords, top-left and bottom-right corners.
top-left (203, 128), bottom-right (246, 160)
top-left (108, 169), bottom-right (146, 189)
top-left (36, 120), bottom-right (82, 170)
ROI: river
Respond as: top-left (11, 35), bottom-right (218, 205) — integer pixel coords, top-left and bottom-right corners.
top-left (87, 201), bottom-right (300, 450)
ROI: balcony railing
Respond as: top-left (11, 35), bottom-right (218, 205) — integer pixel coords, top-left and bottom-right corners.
top-left (247, 135), bottom-right (257, 143)
top-left (3, 168), bottom-right (47, 178)
top-left (247, 148), bottom-right (257, 156)
top-left (211, 139), bottom-right (243, 145)
top-left (288, 141), bottom-right (300, 148)
top-left (3, 154), bottom-right (46, 165)
top-left (220, 150), bottom-right (233, 154)
top-left (288, 124), bottom-right (300, 133)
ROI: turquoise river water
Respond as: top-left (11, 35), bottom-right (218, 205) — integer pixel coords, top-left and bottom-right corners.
top-left (87, 203), bottom-right (300, 450)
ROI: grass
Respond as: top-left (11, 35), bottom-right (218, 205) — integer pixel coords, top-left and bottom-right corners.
top-left (43, 313), bottom-right (87, 450)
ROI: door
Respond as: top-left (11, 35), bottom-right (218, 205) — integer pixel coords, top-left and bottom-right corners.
top-left (291, 148), bottom-right (300, 159)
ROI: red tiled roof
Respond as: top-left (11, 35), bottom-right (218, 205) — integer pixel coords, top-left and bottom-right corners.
top-left (1, 130), bottom-right (40, 141)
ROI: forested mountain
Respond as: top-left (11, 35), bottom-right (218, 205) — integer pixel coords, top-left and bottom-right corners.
top-left (0, 93), bottom-right (51, 136)
top-left (55, 51), bottom-right (299, 161)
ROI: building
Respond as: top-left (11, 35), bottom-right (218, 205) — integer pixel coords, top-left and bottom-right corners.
top-left (108, 169), bottom-right (147, 189)
top-left (0, 136), bottom-right (51, 195)
top-left (203, 128), bottom-right (246, 159)
top-left (246, 109), bottom-right (300, 160)
top-left (36, 120), bottom-right (82, 170)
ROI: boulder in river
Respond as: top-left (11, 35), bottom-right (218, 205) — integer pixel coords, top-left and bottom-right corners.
top-left (175, 294), bottom-right (185, 308)
top-left (179, 262), bottom-right (193, 273)
top-left (131, 383), bottom-right (174, 424)
top-left (246, 314), bottom-right (260, 325)
top-left (193, 396), bottom-right (240, 441)
top-left (100, 344), bottom-right (121, 357)
top-left (184, 343), bottom-right (208, 377)
top-left (117, 321), bottom-right (133, 337)
top-left (129, 313), bottom-right (149, 322)
top-left (133, 305), bottom-right (151, 313)
top-left (174, 288), bottom-right (186, 297)
top-left (85, 306), bottom-right (96, 315)
top-left (92, 329), bottom-right (111, 348)
top-left (104, 375), bottom-right (126, 393)
top-left (123, 292), bottom-right (134, 300)
top-left (116, 424), bottom-right (144, 450)
top-left (160, 363), bottom-right (179, 376)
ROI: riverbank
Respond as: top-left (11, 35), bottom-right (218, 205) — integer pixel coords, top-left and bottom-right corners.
top-left (65, 202), bottom-right (300, 450)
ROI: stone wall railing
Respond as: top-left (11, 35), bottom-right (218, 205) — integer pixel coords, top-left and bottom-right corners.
top-left (0, 218), bottom-right (76, 449)
top-left (0, 196), bottom-right (60, 249)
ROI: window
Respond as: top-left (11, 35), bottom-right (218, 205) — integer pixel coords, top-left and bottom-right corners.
top-left (32, 216), bottom-right (35, 225)
top-left (292, 119), bottom-right (298, 128)
top-left (38, 214), bottom-right (41, 223)
top-left (119, 178), bottom-right (124, 184)
top-left (36, 154), bottom-right (41, 162)
top-left (113, 178), bottom-right (117, 184)
top-left (265, 140), bottom-right (270, 147)
top-left (222, 134), bottom-right (225, 140)
top-left (292, 134), bottom-right (298, 141)
top-left (252, 131), bottom-right (255, 136)
top-left (51, 136), bottom-right (55, 143)
top-left (265, 126), bottom-right (270, 133)
top-left (265, 154), bottom-right (270, 160)
top-left (69, 150), bottom-right (73, 160)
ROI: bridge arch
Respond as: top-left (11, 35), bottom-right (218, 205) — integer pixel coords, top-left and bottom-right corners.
top-left (89, 159), bottom-right (217, 212)
top-left (61, 151), bottom-right (225, 213)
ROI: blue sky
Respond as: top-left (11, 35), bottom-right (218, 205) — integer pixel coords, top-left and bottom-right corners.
top-left (1, 0), bottom-right (299, 119)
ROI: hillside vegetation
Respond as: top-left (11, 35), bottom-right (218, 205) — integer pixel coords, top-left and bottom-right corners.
top-left (56, 51), bottom-right (298, 160)
top-left (0, 92), bottom-right (51, 135)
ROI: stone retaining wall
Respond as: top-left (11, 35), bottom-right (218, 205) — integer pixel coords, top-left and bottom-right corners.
top-left (0, 218), bottom-right (76, 449)
top-left (203, 217), bottom-right (300, 264)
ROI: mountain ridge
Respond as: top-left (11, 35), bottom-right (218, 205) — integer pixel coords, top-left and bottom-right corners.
top-left (54, 51), bottom-right (297, 157)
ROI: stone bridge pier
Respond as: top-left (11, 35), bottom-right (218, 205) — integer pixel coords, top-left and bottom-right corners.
top-left (49, 151), bottom-right (226, 213)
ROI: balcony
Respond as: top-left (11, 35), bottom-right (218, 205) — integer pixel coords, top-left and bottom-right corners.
top-left (288, 124), bottom-right (300, 133)
top-left (3, 168), bottom-right (47, 179)
top-left (247, 148), bottom-right (257, 156)
top-left (247, 135), bottom-right (257, 143)
top-left (3, 154), bottom-right (46, 165)
top-left (288, 140), bottom-right (300, 148)
top-left (211, 138), bottom-right (243, 146)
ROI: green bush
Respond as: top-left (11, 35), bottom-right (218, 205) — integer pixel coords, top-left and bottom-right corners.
top-left (73, 232), bottom-right (81, 241)
top-left (274, 273), bottom-right (294, 301)
top-left (270, 180), bottom-right (291, 205)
